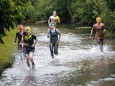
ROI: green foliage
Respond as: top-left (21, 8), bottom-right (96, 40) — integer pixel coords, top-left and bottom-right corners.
top-left (0, 27), bottom-right (17, 73)
top-left (92, 0), bottom-right (115, 32)
top-left (69, 0), bottom-right (115, 35)
top-left (0, 0), bottom-right (32, 43)
top-left (34, 0), bottom-right (54, 21)
top-left (0, 0), bottom-right (115, 43)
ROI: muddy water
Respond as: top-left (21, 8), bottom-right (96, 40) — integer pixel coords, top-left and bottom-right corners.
top-left (0, 24), bottom-right (115, 86)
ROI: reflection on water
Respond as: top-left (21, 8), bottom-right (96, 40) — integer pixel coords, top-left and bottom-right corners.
top-left (0, 24), bottom-right (115, 86)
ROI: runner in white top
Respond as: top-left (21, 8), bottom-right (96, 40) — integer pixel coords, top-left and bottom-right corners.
top-left (48, 11), bottom-right (57, 26)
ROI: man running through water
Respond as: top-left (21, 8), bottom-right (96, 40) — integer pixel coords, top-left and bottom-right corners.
top-left (14, 25), bottom-right (26, 59)
top-left (48, 10), bottom-right (60, 27)
top-left (90, 17), bottom-right (105, 52)
top-left (24, 26), bottom-right (37, 69)
top-left (47, 23), bottom-right (61, 58)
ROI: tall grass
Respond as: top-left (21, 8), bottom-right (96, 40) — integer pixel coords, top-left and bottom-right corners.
top-left (0, 28), bottom-right (17, 74)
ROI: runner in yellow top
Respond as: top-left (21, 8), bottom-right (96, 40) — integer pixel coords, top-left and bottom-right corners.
top-left (90, 17), bottom-right (105, 52)
top-left (24, 26), bottom-right (37, 69)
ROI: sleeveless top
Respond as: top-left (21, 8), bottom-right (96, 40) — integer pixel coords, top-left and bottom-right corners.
top-left (49, 16), bottom-right (57, 24)
top-left (49, 28), bottom-right (58, 43)
top-left (93, 24), bottom-right (104, 39)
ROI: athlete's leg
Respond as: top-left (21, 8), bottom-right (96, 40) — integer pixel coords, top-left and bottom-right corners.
top-left (54, 44), bottom-right (58, 55)
top-left (24, 47), bottom-right (30, 67)
top-left (100, 39), bottom-right (104, 52)
top-left (18, 45), bottom-right (21, 51)
top-left (50, 43), bottom-right (54, 57)
top-left (96, 39), bottom-right (103, 52)
top-left (57, 44), bottom-right (58, 54)
top-left (18, 45), bottom-right (23, 60)
top-left (25, 55), bottom-right (30, 67)
top-left (28, 51), bottom-right (35, 69)
top-left (29, 52), bottom-right (34, 60)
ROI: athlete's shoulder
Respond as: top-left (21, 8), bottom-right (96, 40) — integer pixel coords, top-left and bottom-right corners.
top-left (16, 32), bottom-right (20, 36)
top-left (16, 32), bottom-right (19, 34)
top-left (50, 16), bottom-right (53, 18)
top-left (48, 28), bottom-right (50, 30)
top-left (56, 16), bottom-right (59, 19)
top-left (31, 34), bottom-right (36, 38)
top-left (93, 23), bottom-right (97, 26)
top-left (56, 28), bottom-right (59, 30)
top-left (56, 28), bottom-right (60, 32)
top-left (100, 23), bottom-right (104, 26)
top-left (56, 16), bottom-right (60, 19)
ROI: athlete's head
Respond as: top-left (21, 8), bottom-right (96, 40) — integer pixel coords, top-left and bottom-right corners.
top-left (18, 25), bottom-right (24, 31)
top-left (49, 23), bottom-right (55, 29)
top-left (53, 10), bottom-right (56, 17)
top-left (96, 17), bottom-right (101, 23)
top-left (25, 26), bottom-right (31, 35)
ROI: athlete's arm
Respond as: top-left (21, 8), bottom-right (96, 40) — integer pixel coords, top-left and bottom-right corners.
top-left (56, 29), bottom-right (61, 40)
top-left (47, 29), bottom-right (50, 38)
top-left (34, 37), bottom-right (37, 45)
top-left (48, 17), bottom-right (51, 25)
top-left (103, 29), bottom-right (106, 33)
top-left (56, 16), bottom-right (60, 23)
top-left (14, 33), bottom-right (17, 44)
top-left (90, 25), bottom-right (95, 36)
top-left (102, 23), bottom-right (105, 33)
top-left (32, 35), bottom-right (37, 47)
top-left (33, 39), bottom-right (37, 46)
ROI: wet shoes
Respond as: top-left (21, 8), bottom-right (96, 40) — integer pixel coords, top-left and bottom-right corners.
top-left (51, 54), bottom-right (54, 59)
top-left (32, 62), bottom-right (35, 69)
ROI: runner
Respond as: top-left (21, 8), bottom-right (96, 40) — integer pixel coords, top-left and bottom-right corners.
top-left (14, 25), bottom-right (26, 60)
top-left (47, 23), bottom-right (61, 58)
top-left (48, 10), bottom-right (60, 27)
top-left (90, 17), bottom-right (105, 52)
top-left (24, 26), bottom-right (37, 69)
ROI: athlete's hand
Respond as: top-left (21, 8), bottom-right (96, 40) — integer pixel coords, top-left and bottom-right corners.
top-left (47, 35), bottom-right (50, 38)
top-left (90, 33), bottom-right (93, 36)
top-left (57, 39), bottom-right (60, 43)
top-left (32, 44), bottom-right (35, 47)
top-left (13, 43), bottom-right (16, 45)
top-left (89, 34), bottom-right (93, 39)
top-left (19, 42), bottom-right (22, 45)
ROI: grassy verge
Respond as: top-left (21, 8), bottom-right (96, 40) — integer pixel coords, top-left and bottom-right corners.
top-left (0, 28), bottom-right (17, 75)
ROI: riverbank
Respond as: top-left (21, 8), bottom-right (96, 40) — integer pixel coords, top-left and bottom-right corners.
top-left (0, 28), bottom-right (17, 75)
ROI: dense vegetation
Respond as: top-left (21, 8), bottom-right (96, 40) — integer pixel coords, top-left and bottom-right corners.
top-left (0, 0), bottom-right (115, 43)
top-left (0, 28), bottom-right (17, 74)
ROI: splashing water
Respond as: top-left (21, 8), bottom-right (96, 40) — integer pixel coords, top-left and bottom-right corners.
top-left (0, 25), bottom-right (115, 86)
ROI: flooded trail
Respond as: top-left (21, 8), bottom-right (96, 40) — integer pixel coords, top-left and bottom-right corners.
top-left (0, 24), bottom-right (115, 86)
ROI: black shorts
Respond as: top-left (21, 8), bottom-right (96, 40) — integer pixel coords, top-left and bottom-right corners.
top-left (24, 46), bottom-right (35, 54)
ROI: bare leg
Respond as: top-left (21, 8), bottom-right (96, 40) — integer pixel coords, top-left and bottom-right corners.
top-left (26, 56), bottom-right (30, 67)
top-left (29, 52), bottom-right (34, 61)
top-left (49, 43), bottom-right (54, 58)
top-left (28, 52), bottom-right (35, 69)
top-left (96, 39), bottom-right (104, 52)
